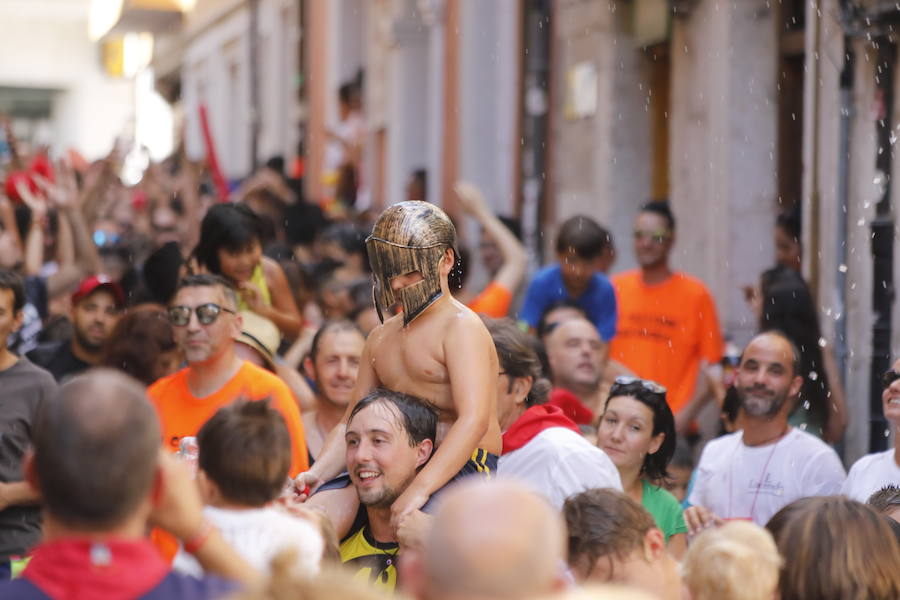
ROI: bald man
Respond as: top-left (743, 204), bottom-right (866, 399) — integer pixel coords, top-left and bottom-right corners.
top-left (401, 480), bottom-right (566, 600)
top-left (545, 318), bottom-right (609, 426)
top-left (685, 331), bottom-right (845, 530)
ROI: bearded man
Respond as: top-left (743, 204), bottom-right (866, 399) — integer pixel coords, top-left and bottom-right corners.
top-left (684, 331), bottom-right (845, 528)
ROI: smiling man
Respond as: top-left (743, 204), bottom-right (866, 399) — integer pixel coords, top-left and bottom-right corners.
top-left (302, 321), bottom-right (366, 459)
top-left (339, 388), bottom-right (437, 593)
top-left (684, 331), bottom-right (845, 529)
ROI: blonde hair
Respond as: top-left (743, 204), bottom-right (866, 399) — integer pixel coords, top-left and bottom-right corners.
top-left (682, 521), bottom-right (781, 600)
top-left (228, 555), bottom-right (398, 600)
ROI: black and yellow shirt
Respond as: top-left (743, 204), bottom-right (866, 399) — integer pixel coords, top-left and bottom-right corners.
top-left (340, 524), bottom-right (400, 593)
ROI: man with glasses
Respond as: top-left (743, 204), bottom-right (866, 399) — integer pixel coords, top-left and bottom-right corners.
top-left (148, 273), bottom-right (308, 480)
top-left (843, 360), bottom-right (900, 503)
top-left (609, 201), bottom-right (724, 432)
top-left (684, 331), bottom-right (844, 530)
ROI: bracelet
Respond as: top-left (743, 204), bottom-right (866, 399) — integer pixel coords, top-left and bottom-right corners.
top-left (183, 521), bottom-right (215, 554)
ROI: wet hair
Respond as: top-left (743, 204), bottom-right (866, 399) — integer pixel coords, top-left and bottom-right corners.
top-left (555, 216), bottom-right (612, 260)
top-left (194, 203), bottom-right (265, 276)
top-left (482, 317), bottom-right (552, 407)
top-left (640, 200), bottom-right (676, 231)
top-left (174, 273), bottom-right (239, 309)
top-left (101, 305), bottom-right (177, 386)
top-left (347, 388), bottom-right (437, 447)
top-left (198, 398), bottom-right (292, 506)
top-left (536, 299), bottom-right (587, 340)
top-left (564, 488), bottom-right (656, 575)
top-left (869, 485), bottom-right (900, 515)
top-left (446, 245), bottom-right (468, 291)
top-left (605, 379), bottom-right (676, 483)
top-left (34, 370), bottom-right (160, 529)
top-left (308, 320), bottom-right (364, 363)
top-left (768, 497), bottom-right (900, 600)
top-left (0, 268), bottom-right (25, 313)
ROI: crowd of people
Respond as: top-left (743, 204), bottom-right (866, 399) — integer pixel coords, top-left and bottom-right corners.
top-left (0, 126), bottom-right (898, 600)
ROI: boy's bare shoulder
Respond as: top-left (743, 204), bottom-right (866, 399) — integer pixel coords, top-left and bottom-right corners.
top-left (442, 298), bottom-right (492, 338)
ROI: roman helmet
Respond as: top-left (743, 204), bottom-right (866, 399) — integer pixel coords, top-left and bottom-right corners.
top-left (366, 201), bottom-right (457, 326)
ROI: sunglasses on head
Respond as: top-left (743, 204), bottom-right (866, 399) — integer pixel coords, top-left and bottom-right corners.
top-left (611, 375), bottom-right (667, 395)
top-left (168, 303), bottom-right (236, 327)
top-left (883, 369), bottom-right (900, 389)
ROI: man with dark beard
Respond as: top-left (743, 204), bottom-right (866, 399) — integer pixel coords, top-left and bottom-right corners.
top-left (28, 275), bottom-right (123, 382)
top-left (337, 388), bottom-right (437, 593)
top-left (684, 331), bottom-right (845, 528)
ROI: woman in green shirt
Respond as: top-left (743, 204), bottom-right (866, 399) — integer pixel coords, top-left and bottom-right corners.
top-left (597, 376), bottom-right (687, 558)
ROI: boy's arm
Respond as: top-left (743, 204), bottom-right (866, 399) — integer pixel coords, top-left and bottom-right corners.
top-left (295, 335), bottom-right (381, 493)
top-left (390, 318), bottom-right (494, 524)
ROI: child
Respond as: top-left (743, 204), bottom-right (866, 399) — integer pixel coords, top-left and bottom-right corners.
top-left (519, 215), bottom-right (617, 341)
top-left (297, 201), bottom-right (501, 529)
top-left (173, 399), bottom-right (324, 577)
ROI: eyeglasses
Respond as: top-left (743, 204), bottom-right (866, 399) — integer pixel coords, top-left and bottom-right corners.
top-left (168, 303), bottom-right (236, 327)
top-left (883, 369), bottom-right (900, 389)
top-left (611, 375), bottom-right (667, 395)
top-left (633, 230), bottom-right (671, 245)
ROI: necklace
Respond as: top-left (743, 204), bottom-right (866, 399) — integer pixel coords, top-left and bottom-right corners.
top-left (727, 426), bottom-right (790, 523)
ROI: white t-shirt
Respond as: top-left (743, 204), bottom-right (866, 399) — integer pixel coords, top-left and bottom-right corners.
top-left (842, 448), bottom-right (900, 502)
top-left (688, 428), bottom-right (846, 526)
top-left (173, 505), bottom-right (324, 577)
top-left (498, 427), bottom-right (623, 509)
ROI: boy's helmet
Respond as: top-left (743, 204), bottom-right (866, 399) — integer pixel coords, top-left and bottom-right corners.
top-left (366, 201), bottom-right (457, 326)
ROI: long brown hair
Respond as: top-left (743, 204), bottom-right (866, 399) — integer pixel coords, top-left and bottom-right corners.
top-left (770, 496), bottom-right (900, 600)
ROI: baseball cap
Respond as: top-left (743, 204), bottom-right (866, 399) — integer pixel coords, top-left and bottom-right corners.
top-left (71, 275), bottom-right (125, 308)
top-left (236, 311), bottom-right (281, 370)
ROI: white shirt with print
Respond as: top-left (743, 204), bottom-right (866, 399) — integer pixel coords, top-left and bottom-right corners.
top-left (842, 448), bottom-right (900, 503)
top-left (688, 428), bottom-right (846, 526)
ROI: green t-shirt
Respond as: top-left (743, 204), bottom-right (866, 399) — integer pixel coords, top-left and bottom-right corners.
top-left (641, 479), bottom-right (687, 542)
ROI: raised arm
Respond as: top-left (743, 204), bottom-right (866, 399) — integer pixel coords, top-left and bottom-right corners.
top-left (454, 181), bottom-right (527, 294)
top-left (246, 257), bottom-right (303, 339)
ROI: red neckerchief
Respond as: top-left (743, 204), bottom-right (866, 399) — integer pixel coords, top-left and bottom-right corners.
top-left (22, 538), bottom-right (170, 600)
top-left (502, 404), bottom-right (581, 454)
top-left (547, 388), bottom-right (595, 425)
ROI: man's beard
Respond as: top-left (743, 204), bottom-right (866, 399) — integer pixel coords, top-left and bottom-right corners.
top-left (74, 326), bottom-right (103, 354)
top-left (739, 384), bottom-right (789, 418)
top-left (358, 484), bottom-right (402, 510)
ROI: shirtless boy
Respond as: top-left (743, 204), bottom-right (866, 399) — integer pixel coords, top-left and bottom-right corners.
top-left (296, 201), bottom-right (502, 529)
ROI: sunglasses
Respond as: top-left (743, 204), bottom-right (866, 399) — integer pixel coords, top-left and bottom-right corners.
top-left (168, 303), bottom-right (236, 327)
top-left (883, 369), bottom-right (900, 389)
top-left (611, 375), bottom-right (667, 395)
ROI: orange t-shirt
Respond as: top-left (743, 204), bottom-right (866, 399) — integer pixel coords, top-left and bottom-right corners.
top-left (148, 361), bottom-right (308, 560)
top-left (148, 361), bottom-right (308, 476)
top-left (468, 281), bottom-right (513, 318)
top-left (609, 270), bottom-right (724, 414)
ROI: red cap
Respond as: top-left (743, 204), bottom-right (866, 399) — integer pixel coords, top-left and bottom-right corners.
top-left (71, 275), bottom-right (125, 308)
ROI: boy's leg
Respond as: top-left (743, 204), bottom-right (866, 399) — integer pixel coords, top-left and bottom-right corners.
top-left (306, 482), bottom-right (360, 540)
top-left (421, 449), bottom-right (498, 513)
